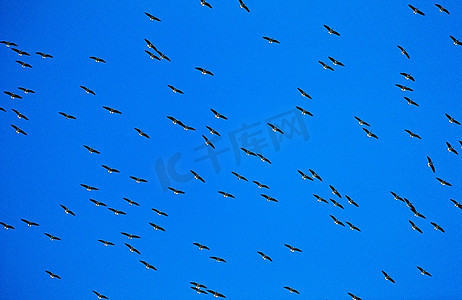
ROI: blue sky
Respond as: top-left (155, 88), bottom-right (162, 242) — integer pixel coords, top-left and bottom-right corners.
top-left (1, 1), bottom-right (462, 299)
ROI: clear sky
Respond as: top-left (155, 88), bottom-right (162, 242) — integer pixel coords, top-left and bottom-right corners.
top-left (1, 1), bottom-right (462, 299)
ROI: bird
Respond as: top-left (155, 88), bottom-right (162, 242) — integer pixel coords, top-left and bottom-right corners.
top-left (144, 38), bottom-right (155, 49)
top-left (446, 142), bottom-right (458, 155)
top-left (200, 0), bottom-right (212, 8)
top-left (168, 85), bottom-right (184, 94)
top-left (190, 170), bottom-right (205, 183)
top-left (60, 204), bottom-right (75, 216)
top-left (354, 116), bottom-right (370, 126)
top-left (167, 116), bottom-right (182, 125)
top-left (257, 251), bottom-right (273, 262)
top-left (36, 52), bottom-right (53, 58)
top-left (18, 87), bottom-right (35, 94)
top-left (102, 165), bottom-right (119, 173)
top-left (256, 153), bottom-right (271, 164)
top-left (231, 171), bottom-right (248, 181)
top-left (0, 222), bottom-right (15, 230)
top-left (400, 72), bottom-right (415, 81)
top-left (404, 97), bottom-right (419, 106)
top-left (397, 45), bottom-right (410, 59)
top-left (190, 282), bottom-right (207, 289)
top-left (210, 109), bottom-right (228, 120)
top-left (93, 291), bottom-right (108, 299)
top-left (297, 88), bottom-right (312, 99)
top-left (430, 222), bottom-right (445, 233)
top-left (1, 41), bottom-right (17, 47)
top-left (348, 292), bottom-right (362, 300)
top-left (12, 109), bottom-right (28, 120)
top-left (168, 187), bottom-right (185, 194)
top-left (382, 271), bottom-right (395, 283)
top-left (89, 56), bottom-right (106, 63)
top-left (409, 220), bottom-right (423, 233)
top-left (123, 198), bottom-right (140, 206)
top-left (195, 67), bottom-right (214, 76)
top-left (90, 199), bottom-right (107, 207)
top-left (417, 266), bottom-right (432, 277)
top-left (80, 86), bottom-right (95, 95)
top-left (0, 107), bottom-right (5, 112)
top-left (404, 129), bottom-right (421, 139)
top-left (426, 156), bottom-right (435, 173)
top-left (324, 25), bottom-right (340, 36)
top-left (330, 215), bottom-right (345, 226)
top-left (108, 208), bottom-right (126, 215)
top-left (346, 222), bottom-right (361, 232)
top-left (140, 260), bottom-right (157, 270)
top-left (308, 169), bottom-right (322, 181)
top-left (252, 180), bottom-right (269, 189)
top-left (436, 177), bottom-right (452, 186)
top-left (284, 244), bottom-right (302, 253)
top-left (4, 91), bottom-right (22, 99)
top-left (445, 113), bottom-right (460, 125)
top-left (102, 106), bottom-right (122, 114)
top-left (97, 239), bottom-right (114, 246)
top-left (154, 49), bottom-right (171, 61)
top-left (390, 191), bottom-right (404, 202)
top-left (450, 35), bottom-right (461, 46)
top-left (125, 243), bottom-right (141, 254)
top-left (12, 48), bottom-right (30, 56)
top-left (238, 0), bottom-right (250, 12)
top-left (267, 123), bottom-right (284, 134)
top-left (284, 287), bottom-right (300, 294)
top-left (134, 128), bottom-right (150, 138)
top-left (261, 194), bottom-right (278, 203)
top-left (210, 256), bottom-right (226, 263)
top-left (345, 195), bottom-right (359, 207)
top-left (11, 124), bottom-right (27, 135)
top-left (328, 56), bottom-right (344, 66)
top-left (396, 84), bottom-right (413, 92)
top-left (145, 12), bottom-right (161, 22)
top-left (362, 128), bottom-right (378, 139)
top-left (59, 112), bottom-right (76, 119)
top-left (262, 36), bottom-right (280, 44)
top-left (435, 4), bottom-right (450, 14)
top-left (191, 287), bottom-right (208, 294)
top-left (145, 50), bottom-right (160, 60)
top-left (206, 290), bottom-right (226, 298)
top-left (241, 147), bottom-right (257, 156)
top-left (329, 185), bottom-right (341, 198)
top-left (298, 170), bottom-right (313, 181)
top-left (83, 145), bottom-right (100, 154)
top-left (21, 219), bottom-right (39, 227)
top-left (178, 121), bottom-right (196, 131)
top-left (451, 199), bottom-right (462, 209)
top-left (319, 61), bottom-right (334, 71)
top-left (44, 233), bottom-right (61, 241)
top-left (45, 271), bottom-right (61, 279)
top-left (313, 194), bottom-right (328, 204)
top-left (409, 4), bottom-right (425, 15)
top-left (16, 60), bottom-right (32, 68)
top-left (218, 191), bottom-right (235, 198)
top-left (193, 242), bottom-right (210, 250)
top-left (149, 222), bottom-right (165, 231)
top-left (152, 208), bottom-right (168, 217)
top-left (121, 232), bottom-right (140, 239)
top-left (296, 106), bottom-right (313, 116)
top-left (205, 126), bottom-right (220, 136)
top-left (202, 135), bottom-right (215, 149)
top-left (130, 176), bottom-right (147, 183)
top-left (330, 199), bottom-right (344, 209)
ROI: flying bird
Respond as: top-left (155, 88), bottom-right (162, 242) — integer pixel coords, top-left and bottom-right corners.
top-left (144, 38), bottom-right (155, 49)
top-left (125, 243), bottom-right (141, 254)
top-left (0, 222), bottom-right (15, 230)
top-left (145, 50), bottom-right (160, 60)
top-left (267, 123), bottom-right (284, 134)
top-left (97, 239), bottom-right (114, 246)
top-left (435, 4), bottom-right (450, 14)
top-left (328, 56), bottom-right (344, 66)
top-left (261, 194), bottom-right (278, 203)
top-left (4, 91), bottom-right (22, 99)
top-left (152, 208), bottom-right (168, 217)
top-left (346, 222), bottom-right (361, 232)
top-left (345, 195), bottom-right (359, 207)
top-left (450, 35), bottom-right (461, 46)
top-left (190, 170), bottom-right (205, 183)
top-left (36, 52), bottom-right (53, 58)
top-left (80, 86), bottom-right (95, 95)
top-left (329, 185), bottom-right (341, 198)
top-left (16, 60), bottom-right (32, 68)
top-left (297, 88), bottom-right (312, 99)
top-left (44, 233), bottom-right (61, 241)
top-left (263, 36), bottom-right (280, 44)
top-left (89, 56), bottom-right (106, 63)
top-left (257, 251), bottom-right (273, 262)
top-left (330, 199), bottom-right (344, 209)
top-left (83, 145), bottom-right (100, 154)
top-left (123, 198), bottom-right (140, 206)
top-left (103, 106), bottom-right (122, 114)
top-left (404, 129), bottom-right (421, 139)
top-left (400, 72), bottom-right (415, 81)
top-left (18, 87), bottom-right (35, 94)
top-left (446, 142), bottom-right (458, 155)
top-left (210, 109), bottom-right (228, 120)
top-left (284, 287), bottom-right (300, 294)
top-left (200, 0), bottom-right (212, 8)
top-left (231, 171), bottom-right (248, 181)
top-left (313, 194), bottom-right (328, 204)
top-left (191, 287), bottom-right (208, 294)
top-left (11, 124), bottom-right (27, 135)
top-left (45, 271), bottom-right (61, 279)
top-left (102, 165), bottom-right (119, 174)
top-left (1, 41), bottom-right (17, 47)
top-left (324, 25), bottom-right (340, 36)
top-left (426, 156), bottom-right (435, 173)
top-left (12, 48), bottom-right (30, 56)
top-left (363, 128), bottom-right (378, 139)
top-left (409, 4), bottom-right (425, 15)
top-left (330, 215), bottom-right (345, 226)
top-left (298, 170), bottom-right (313, 181)
top-left (59, 112), bottom-right (76, 119)
top-left (397, 45), bottom-right (410, 59)
top-left (202, 135), bottom-right (215, 149)
top-left (90, 199), bottom-right (107, 206)
top-left (190, 282), bottom-right (207, 289)
top-left (168, 187), bottom-right (185, 194)
top-left (134, 128), bottom-right (150, 138)
top-left (205, 126), bottom-right (219, 136)
top-left (409, 220), bottom-right (423, 233)
top-left (121, 232), bottom-right (140, 239)
top-left (417, 266), bottom-right (432, 277)
top-left (238, 0), bottom-right (250, 12)
top-left (296, 106), bottom-right (313, 116)
top-left (256, 153), bottom-right (271, 164)
top-left (354, 116), bottom-right (370, 126)
top-left (396, 84), bottom-right (413, 92)
top-left (284, 244), bottom-right (302, 253)
top-left (308, 169), bottom-right (322, 181)
top-left (195, 67), bottom-right (214, 76)
top-left (445, 113), bottom-right (460, 125)
top-left (168, 85), bottom-right (184, 94)
top-left (319, 61), bottom-right (334, 71)
top-left (348, 292), bottom-right (362, 300)
top-left (210, 256), bottom-right (226, 263)
top-left (145, 12), bottom-right (161, 22)
top-left (193, 243), bottom-right (210, 250)
top-left (410, 206), bottom-right (426, 219)
top-left (253, 180), bottom-right (269, 189)
top-left (391, 191), bottom-right (404, 202)
top-left (404, 97), bottom-right (419, 106)
top-left (241, 147), bottom-right (257, 156)
top-left (154, 49), bottom-right (171, 61)
top-left (140, 260), bottom-right (157, 270)
top-left (108, 208), bottom-right (126, 215)
top-left (60, 204), bottom-right (75, 216)
top-left (436, 177), bottom-right (452, 186)
top-left (21, 219), bottom-right (39, 227)
top-left (130, 176), bottom-right (147, 183)
top-left (12, 109), bottom-right (28, 120)
top-left (149, 222), bottom-right (165, 231)
top-left (430, 222), bottom-right (445, 233)
top-left (382, 271), bottom-right (395, 283)
top-left (93, 291), bottom-right (108, 299)
top-left (206, 290), bottom-right (226, 298)
top-left (218, 191), bottom-right (235, 198)
top-left (451, 199), bottom-right (462, 209)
